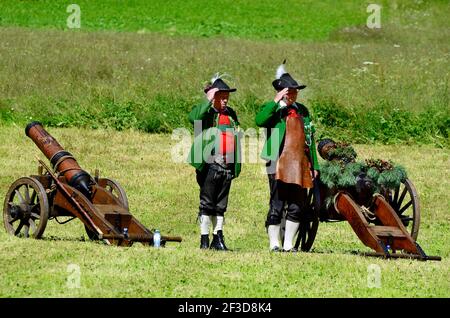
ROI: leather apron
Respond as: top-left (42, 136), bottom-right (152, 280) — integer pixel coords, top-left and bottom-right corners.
top-left (275, 110), bottom-right (313, 189)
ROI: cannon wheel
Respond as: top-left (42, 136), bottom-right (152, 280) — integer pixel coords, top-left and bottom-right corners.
top-left (385, 178), bottom-right (420, 240)
top-left (85, 178), bottom-right (129, 240)
top-left (101, 178), bottom-right (129, 210)
top-left (3, 177), bottom-right (49, 239)
top-left (280, 188), bottom-right (320, 252)
top-left (296, 188), bottom-right (320, 251)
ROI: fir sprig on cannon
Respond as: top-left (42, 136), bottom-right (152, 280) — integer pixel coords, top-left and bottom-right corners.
top-left (318, 140), bottom-right (408, 206)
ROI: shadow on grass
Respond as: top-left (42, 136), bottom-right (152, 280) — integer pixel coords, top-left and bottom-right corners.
top-left (42, 235), bottom-right (100, 244)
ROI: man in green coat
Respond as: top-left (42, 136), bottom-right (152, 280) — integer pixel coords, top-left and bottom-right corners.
top-left (256, 62), bottom-right (320, 252)
top-left (188, 74), bottom-right (241, 250)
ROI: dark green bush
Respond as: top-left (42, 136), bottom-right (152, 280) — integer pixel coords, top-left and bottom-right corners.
top-left (1, 95), bottom-right (448, 147)
top-left (311, 98), bottom-right (449, 147)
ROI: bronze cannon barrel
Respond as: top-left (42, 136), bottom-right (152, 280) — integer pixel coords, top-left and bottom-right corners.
top-left (25, 122), bottom-right (93, 198)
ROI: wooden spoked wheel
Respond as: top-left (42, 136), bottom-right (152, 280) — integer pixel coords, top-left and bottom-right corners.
top-left (102, 178), bottom-right (129, 210)
top-left (295, 188), bottom-right (320, 252)
top-left (384, 178), bottom-right (420, 240)
top-left (3, 177), bottom-right (49, 239)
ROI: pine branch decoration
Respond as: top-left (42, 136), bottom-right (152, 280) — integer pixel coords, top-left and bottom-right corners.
top-left (319, 141), bottom-right (408, 192)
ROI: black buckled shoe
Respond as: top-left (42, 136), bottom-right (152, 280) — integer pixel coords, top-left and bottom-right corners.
top-left (200, 235), bottom-right (210, 249)
top-left (210, 230), bottom-right (228, 251)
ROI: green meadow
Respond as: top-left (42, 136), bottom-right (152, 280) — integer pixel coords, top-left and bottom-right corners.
top-left (0, 1), bottom-right (449, 144)
top-left (0, 0), bottom-right (449, 298)
top-left (0, 126), bottom-right (448, 297)
top-left (0, 0), bottom-right (388, 40)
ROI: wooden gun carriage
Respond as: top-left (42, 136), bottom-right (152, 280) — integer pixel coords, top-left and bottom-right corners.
top-left (282, 139), bottom-right (440, 261)
top-left (3, 122), bottom-right (182, 246)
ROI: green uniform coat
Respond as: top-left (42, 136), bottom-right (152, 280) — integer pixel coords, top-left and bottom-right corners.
top-left (255, 100), bottom-right (320, 170)
top-left (187, 100), bottom-right (242, 178)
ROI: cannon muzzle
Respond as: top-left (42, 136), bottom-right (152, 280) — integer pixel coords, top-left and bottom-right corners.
top-left (26, 122), bottom-right (94, 198)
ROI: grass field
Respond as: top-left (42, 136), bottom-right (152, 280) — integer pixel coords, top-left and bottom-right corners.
top-left (0, 0), bottom-right (448, 298)
top-left (0, 1), bottom-right (449, 144)
top-left (0, 0), bottom-right (385, 41)
top-left (0, 125), bottom-right (448, 297)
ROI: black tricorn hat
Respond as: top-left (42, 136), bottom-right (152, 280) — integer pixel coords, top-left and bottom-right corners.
top-left (204, 76), bottom-right (237, 94)
top-left (272, 60), bottom-right (306, 91)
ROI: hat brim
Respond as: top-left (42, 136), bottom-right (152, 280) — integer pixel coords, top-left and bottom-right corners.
top-left (218, 88), bottom-right (237, 92)
top-left (204, 87), bottom-right (237, 94)
top-left (272, 80), bottom-right (306, 91)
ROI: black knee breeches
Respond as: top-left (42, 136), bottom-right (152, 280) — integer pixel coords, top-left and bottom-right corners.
top-left (196, 164), bottom-right (233, 216)
top-left (265, 174), bottom-right (308, 226)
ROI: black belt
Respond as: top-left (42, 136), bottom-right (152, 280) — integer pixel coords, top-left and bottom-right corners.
top-left (209, 163), bottom-right (234, 181)
top-left (210, 154), bottom-right (234, 169)
top-left (209, 163), bottom-right (233, 171)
